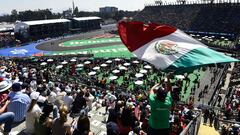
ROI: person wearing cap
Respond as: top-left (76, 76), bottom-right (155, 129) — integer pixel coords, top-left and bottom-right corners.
top-left (148, 75), bottom-right (173, 135)
top-left (25, 91), bottom-right (42, 134)
top-left (7, 82), bottom-right (31, 122)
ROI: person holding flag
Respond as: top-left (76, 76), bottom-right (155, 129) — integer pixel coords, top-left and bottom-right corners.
top-left (148, 74), bottom-right (173, 135)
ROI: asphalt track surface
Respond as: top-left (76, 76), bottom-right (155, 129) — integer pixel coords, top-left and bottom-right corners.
top-left (36, 30), bottom-right (122, 51)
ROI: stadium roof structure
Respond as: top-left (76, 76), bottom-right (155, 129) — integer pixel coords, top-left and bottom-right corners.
top-left (22, 19), bottom-right (70, 26)
top-left (73, 16), bottom-right (101, 21)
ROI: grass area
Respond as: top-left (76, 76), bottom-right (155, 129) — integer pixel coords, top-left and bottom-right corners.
top-left (62, 38), bottom-right (121, 47)
top-left (75, 64), bottom-right (205, 102)
top-left (46, 45), bottom-right (134, 58)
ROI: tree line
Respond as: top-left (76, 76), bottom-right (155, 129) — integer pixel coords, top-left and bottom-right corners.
top-left (0, 8), bottom-right (139, 22)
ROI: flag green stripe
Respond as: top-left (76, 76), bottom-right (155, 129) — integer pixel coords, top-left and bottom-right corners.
top-left (166, 47), bottom-right (239, 71)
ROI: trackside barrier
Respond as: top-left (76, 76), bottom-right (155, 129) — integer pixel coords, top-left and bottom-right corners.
top-left (180, 112), bottom-right (202, 135)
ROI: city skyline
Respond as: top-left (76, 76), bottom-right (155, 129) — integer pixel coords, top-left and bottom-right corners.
top-left (0, 0), bottom-right (164, 15)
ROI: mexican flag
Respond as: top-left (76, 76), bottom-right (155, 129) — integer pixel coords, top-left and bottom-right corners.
top-left (118, 21), bottom-right (239, 71)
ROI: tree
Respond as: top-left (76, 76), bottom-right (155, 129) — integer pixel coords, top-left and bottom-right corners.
top-left (11, 9), bottom-right (18, 22)
top-left (73, 7), bottom-right (79, 16)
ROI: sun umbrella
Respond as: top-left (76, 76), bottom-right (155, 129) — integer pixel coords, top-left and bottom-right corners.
top-left (56, 65), bottom-right (63, 69)
top-left (140, 69), bottom-right (147, 74)
top-left (84, 61), bottom-right (91, 64)
top-left (70, 59), bottom-right (77, 62)
top-left (175, 75), bottom-right (185, 79)
top-left (106, 60), bottom-right (113, 63)
top-left (112, 70), bottom-right (120, 74)
top-left (123, 63), bottom-right (131, 66)
top-left (88, 71), bottom-right (96, 76)
top-left (100, 64), bottom-right (108, 67)
top-left (109, 76), bottom-right (118, 80)
top-left (144, 65), bottom-right (152, 69)
top-left (132, 60), bottom-right (139, 64)
top-left (61, 61), bottom-right (68, 65)
top-left (135, 80), bottom-right (143, 85)
top-left (119, 66), bottom-right (127, 70)
top-left (40, 62), bottom-right (47, 66)
top-left (47, 59), bottom-right (53, 62)
top-left (135, 73), bottom-right (144, 78)
top-left (114, 58), bottom-right (121, 61)
top-left (93, 66), bottom-right (100, 70)
top-left (76, 64), bottom-right (84, 67)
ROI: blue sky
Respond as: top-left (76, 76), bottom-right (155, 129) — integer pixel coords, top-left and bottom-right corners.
top-left (0, 0), bottom-right (167, 14)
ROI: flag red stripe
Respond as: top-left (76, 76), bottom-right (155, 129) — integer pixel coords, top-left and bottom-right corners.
top-left (118, 21), bottom-right (177, 52)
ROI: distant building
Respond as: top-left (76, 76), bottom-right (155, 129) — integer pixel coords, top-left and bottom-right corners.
top-left (70, 16), bottom-right (101, 33)
top-left (14, 19), bottom-right (71, 42)
top-left (14, 17), bottom-right (101, 42)
top-left (99, 6), bottom-right (118, 13)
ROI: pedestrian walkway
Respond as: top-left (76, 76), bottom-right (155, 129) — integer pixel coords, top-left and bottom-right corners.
top-left (198, 124), bottom-right (220, 135)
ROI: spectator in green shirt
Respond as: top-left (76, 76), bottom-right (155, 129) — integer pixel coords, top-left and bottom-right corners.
top-left (148, 76), bottom-right (173, 135)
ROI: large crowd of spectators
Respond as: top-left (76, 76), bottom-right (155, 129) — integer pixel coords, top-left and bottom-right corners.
top-left (0, 56), bottom-right (202, 135)
top-left (0, 33), bottom-right (17, 48)
top-left (135, 3), bottom-right (240, 35)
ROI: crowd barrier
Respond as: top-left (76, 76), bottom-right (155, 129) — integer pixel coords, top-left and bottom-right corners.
top-left (180, 111), bottom-right (202, 135)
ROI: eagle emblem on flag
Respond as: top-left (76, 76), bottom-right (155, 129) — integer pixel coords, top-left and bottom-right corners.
top-left (155, 40), bottom-right (179, 55)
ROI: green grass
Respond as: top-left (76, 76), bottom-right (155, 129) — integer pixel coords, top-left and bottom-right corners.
top-left (46, 45), bottom-right (134, 58)
top-left (62, 38), bottom-right (121, 47)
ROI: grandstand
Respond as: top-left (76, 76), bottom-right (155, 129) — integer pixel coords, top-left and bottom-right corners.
top-left (14, 19), bottom-right (71, 42)
top-left (135, 2), bottom-right (240, 35)
top-left (14, 16), bottom-right (102, 42)
top-left (70, 17), bottom-right (101, 32)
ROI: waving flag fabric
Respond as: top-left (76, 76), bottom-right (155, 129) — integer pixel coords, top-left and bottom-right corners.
top-left (118, 21), bottom-right (239, 71)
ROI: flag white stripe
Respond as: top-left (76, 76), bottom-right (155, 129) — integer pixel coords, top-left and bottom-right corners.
top-left (133, 30), bottom-right (206, 69)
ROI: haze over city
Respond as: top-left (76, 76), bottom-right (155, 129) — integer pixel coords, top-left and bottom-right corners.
top-left (0, 0), bottom-right (170, 14)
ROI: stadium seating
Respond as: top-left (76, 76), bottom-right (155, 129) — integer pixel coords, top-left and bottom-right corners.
top-left (134, 3), bottom-right (240, 34)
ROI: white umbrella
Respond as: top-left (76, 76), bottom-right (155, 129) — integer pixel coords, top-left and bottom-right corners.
top-left (119, 66), bottom-right (127, 70)
top-left (93, 66), bottom-right (100, 70)
top-left (76, 64), bottom-right (84, 67)
top-left (112, 70), bottom-right (120, 74)
top-left (47, 59), bottom-right (53, 62)
top-left (70, 59), bottom-right (77, 62)
top-left (224, 38), bottom-right (228, 41)
top-left (140, 69), bottom-right (147, 74)
top-left (123, 63), bottom-right (131, 66)
top-left (144, 65), bottom-right (152, 69)
top-left (84, 61), bottom-right (91, 64)
top-left (88, 71), bottom-right (96, 76)
top-left (175, 75), bottom-right (185, 79)
top-left (132, 60), bottom-right (139, 64)
top-left (109, 76), bottom-right (118, 80)
top-left (40, 62), bottom-right (47, 66)
top-left (114, 58), bottom-right (121, 61)
top-left (135, 73), bottom-right (144, 78)
top-left (106, 60), bottom-right (113, 63)
top-left (61, 61), bottom-right (68, 65)
top-left (100, 64), bottom-right (108, 67)
top-left (56, 65), bottom-right (63, 69)
top-left (22, 67), bottom-right (27, 72)
top-left (135, 80), bottom-right (143, 85)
